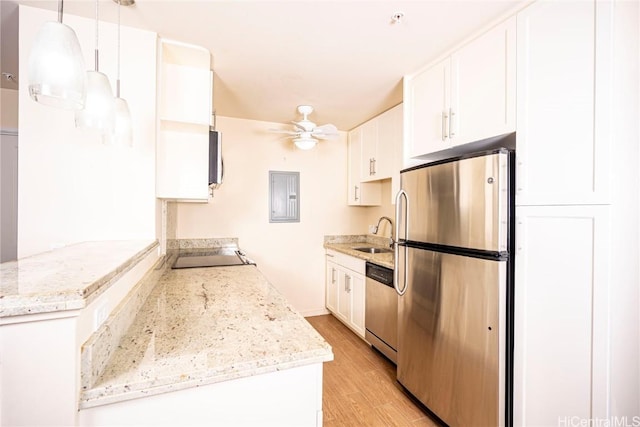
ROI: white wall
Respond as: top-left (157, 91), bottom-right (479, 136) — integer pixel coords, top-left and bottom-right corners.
top-left (176, 116), bottom-right (369, 315)
top-left (17, 6), bottom-right (157, 258)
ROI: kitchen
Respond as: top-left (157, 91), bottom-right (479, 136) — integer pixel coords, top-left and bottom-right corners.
top-left (1, 0), bottom-right (639, 426)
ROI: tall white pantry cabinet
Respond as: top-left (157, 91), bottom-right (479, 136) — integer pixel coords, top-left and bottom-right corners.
top-left (513, 1), bottom-right (638, 425)
top-left (403, 0), bottom-right (639, 424)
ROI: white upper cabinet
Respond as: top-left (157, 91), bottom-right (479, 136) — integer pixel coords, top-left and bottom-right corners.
top-left (377, 104), bottom-right (403, 182)
top-left (156, 39), bottom-right (212, 201)
top-left (405, 17), bottom-right (516, 160)
top-left (348, 127), bottom-right (381, 206)
top-left (358, 105), bottom-right (402, 183)
top-left (347, 104), bottom-right (402, 206)
top-left (360, 119), bottom-right (379, 182)
top-left (515, 1), bottom-right (611, 206)
top-left (160, 63), bottom-right (211, 126)
top-left (452, 17), bottom-right (516, 145)
top-left (406, 58), bottom-right (449, 158)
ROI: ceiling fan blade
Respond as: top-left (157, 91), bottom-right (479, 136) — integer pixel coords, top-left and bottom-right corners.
top-left (312, 123), bottom-right (339, 139)
top-left (315, 133), bottom-right (339, 140)
top-left (268, 128), bottom-right (301, 136)
top-left (313, 123), bottom-right (338, 133)
top-left (290, 121), bottom-right (307, 132)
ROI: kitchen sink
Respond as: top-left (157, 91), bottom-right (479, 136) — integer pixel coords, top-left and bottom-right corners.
top-left (354, 247), bottom-right (393, 254)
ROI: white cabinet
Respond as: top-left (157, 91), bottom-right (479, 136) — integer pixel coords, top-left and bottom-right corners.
top-left (406, 58), bottom-right (450, 158)
top-left (405, 17), bottom-right (515, 159)
top-left (348, 127), bottom-right (381, 206)
top-left (360, 119), bottom-right (379, 182)
top-left (377, 105), bottom-right (402, 185)
top-left (515, 0), bottom-right (611, 206)
top-left (513, 2), bottom-right (616, 424)
top-left (336, 266), bottom-right (365, 337)
top-left (325, 259), bottom-right (338, 313)
top-left (325, 250), bottom-right (366, 338)
top-left (452, 17), bottom-right (516, 144)
top-left (359, 105), bottom-right (402, 183)
top-left (514, 205), bottom-right (610, 426)
top-left (160, 63), bottom-right (211, 125)
top-left (347, 104), bottom-right (402, 205)
top-left (156, 39), bottom-right (212, 201)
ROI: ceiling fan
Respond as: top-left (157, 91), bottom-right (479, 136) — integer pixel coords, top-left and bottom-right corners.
top-left (269, 105), bottom-right (339, 150)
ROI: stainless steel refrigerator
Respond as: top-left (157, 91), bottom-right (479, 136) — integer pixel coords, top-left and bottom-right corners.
top-left (394, 149), bottom-right (514, 427)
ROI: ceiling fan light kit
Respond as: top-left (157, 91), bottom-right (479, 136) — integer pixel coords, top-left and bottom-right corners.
top-left (293, 137), bottom-right (317, 150)
top-left (268, 105), bottom-right (339, 150)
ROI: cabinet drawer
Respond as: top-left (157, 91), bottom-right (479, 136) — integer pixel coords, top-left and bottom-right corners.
top-left (326, 250), bottom-right (365, 275)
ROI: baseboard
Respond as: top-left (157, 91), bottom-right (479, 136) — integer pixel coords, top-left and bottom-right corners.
top-left (302, 308), bottom-right (330, 318)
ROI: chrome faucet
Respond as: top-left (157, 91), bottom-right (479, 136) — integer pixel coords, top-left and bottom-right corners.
top-left (373, 216), bottom-right (394, 246)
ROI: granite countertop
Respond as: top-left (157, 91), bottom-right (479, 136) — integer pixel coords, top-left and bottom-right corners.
top-left (324, 235), bottom-right (394, 270)
top-left (0, 240), bottom-right (158, 318)
top-left (80, 264), bottom-right (333, 408)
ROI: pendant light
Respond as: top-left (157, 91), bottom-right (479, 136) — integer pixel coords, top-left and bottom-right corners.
top-left (109, 0), bottom-right (134, 147)
top-left (75, 0), bottom-right (115, 133)
top-left (28, 0), bottom-right (86, 110)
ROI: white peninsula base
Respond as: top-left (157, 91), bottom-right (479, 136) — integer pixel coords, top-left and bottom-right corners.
top-left (79, 363), bottom-right (324, 427)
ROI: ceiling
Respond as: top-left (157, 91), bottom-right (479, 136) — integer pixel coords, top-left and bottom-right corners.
top-left (1, 0), bottom-right (528, 130)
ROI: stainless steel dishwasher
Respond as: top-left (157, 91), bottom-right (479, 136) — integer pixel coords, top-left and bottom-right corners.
top-left (365, 262), bottom-right (397, 364)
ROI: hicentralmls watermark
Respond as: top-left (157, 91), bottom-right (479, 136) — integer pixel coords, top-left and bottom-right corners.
top-left (558, 416), bottom-right (640, 427)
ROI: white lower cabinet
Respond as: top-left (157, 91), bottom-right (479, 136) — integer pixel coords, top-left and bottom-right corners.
top-left (514, 205), bottom-right (610, 426)
top-left (325, 250), bottom-right (366, 338)
top-left (325, 260), bottom-right (339, 314)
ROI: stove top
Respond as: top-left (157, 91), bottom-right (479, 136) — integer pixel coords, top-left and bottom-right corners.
top-left (172, 248), bottom-right (255, 269)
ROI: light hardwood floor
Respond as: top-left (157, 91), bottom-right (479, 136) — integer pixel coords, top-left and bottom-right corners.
top-left (306, 314), bottom-right (442, 427)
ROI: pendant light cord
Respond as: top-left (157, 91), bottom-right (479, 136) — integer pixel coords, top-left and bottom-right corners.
top-left (57, 0), bottom-right (63, 23)
top-left (116, 0), bottom-right (121, 97)
top-left (94, 0), bottom-right (99, 71)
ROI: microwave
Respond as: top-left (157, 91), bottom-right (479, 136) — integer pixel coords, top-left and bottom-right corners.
top-left (209, 130), bottom-right (223, 185)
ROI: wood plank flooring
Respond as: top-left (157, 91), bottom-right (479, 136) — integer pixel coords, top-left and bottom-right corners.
top-left (306, 314), bottom-right (442, 427)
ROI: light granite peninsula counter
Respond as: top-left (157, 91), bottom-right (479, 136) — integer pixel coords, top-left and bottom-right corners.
top-left (0, 239), bottom-right (162, 427)
top-left (0, 240), bottom-right (158, 318)
top-left (79, 242), bottom-right (333, 426)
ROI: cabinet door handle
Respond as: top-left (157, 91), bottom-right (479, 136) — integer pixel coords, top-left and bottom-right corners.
top-left (345, 275), bottom-right (351, 292)
top-left (442, 111), bottom-right (448, 141)
top-left (354, 185), bottom-right (359, 201)
top-left (372, 158), bottom-right (376, 175)
top-left (449, 108), bottom-right (455, 138)
top-left (331, 267), bottom-right (336, 284)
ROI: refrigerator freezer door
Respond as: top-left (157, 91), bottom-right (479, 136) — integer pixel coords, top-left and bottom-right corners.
top-left (400, 151), bottom-right (509, 252)
top-left (397, 246), bottom-right (507, 426)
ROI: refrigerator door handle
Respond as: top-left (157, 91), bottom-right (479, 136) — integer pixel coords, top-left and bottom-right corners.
top-left (394, 189), bottom-right (409, 296)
